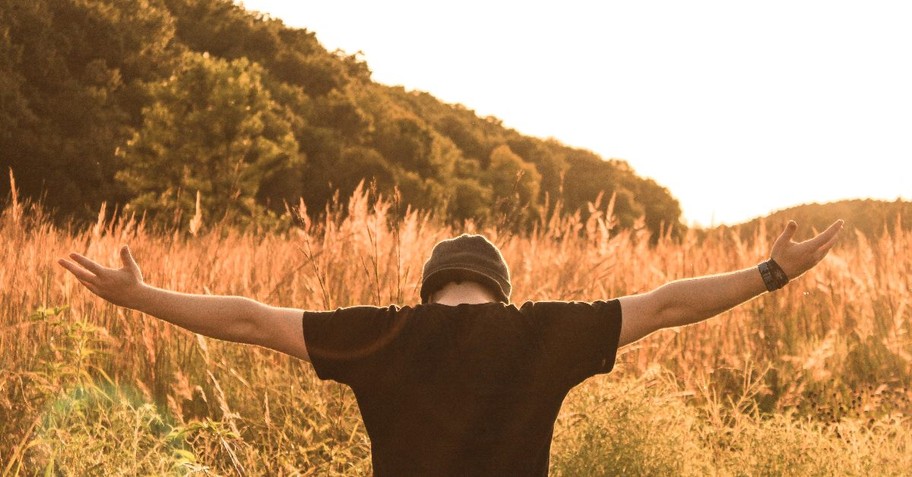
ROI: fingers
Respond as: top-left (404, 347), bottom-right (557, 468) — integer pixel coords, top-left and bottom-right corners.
top-left (806, 219), bottom-right (845, 250)
top-left (68, 253), bottom-right (106, 275)
top-left (57, 257), bottom-right (97, 283)
top-left (58, 258), bottom-right (104, 297)
top-left (77, 277), bottom-right (101, 296)
top-left (816, 222), bottom-right (843, 255)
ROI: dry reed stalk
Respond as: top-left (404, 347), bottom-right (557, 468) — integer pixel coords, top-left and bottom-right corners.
top-left (2, 186), bottom-right (911, 473)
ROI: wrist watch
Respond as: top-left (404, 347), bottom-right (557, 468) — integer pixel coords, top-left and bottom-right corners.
top-left (758, 259), bottom-right (789, 291)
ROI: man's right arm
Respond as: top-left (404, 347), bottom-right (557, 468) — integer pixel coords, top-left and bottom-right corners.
top-left (131, 286), bottom-right (311, 361)
top-left (59, 246), bottom-right (311, 362)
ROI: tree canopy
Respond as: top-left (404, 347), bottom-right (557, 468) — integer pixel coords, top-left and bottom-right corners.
top-left (0, 0), bottom-right (683, 235)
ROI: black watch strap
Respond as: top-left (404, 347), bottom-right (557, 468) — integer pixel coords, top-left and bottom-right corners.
top-left (759, 259), bottom-right (789, 292)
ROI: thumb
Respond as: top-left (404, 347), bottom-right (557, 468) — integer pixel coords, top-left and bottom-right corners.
top-left (771, 220), bottom-right (798, 257)
top-left (120, 245), bottom-right (142, 277)
top-left (777, 220), bottom-right (798, 244)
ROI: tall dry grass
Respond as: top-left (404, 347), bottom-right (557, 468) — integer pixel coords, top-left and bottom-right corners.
top-left (1, 182), bottom-right (910, 475)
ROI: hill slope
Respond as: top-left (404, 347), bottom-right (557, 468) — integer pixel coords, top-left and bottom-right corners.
top-left (725, 199), bottom-right (912, 239)
top-left (0, 0), bottom-right (681, 234)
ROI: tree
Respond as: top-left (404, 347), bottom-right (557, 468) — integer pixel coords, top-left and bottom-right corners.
top-left (312, 90), bottom-right (372, 140)
top-left (0, 20), bottom-right (32, 154)
top-left (628, 176), bottom-right (682, 239)
top-left (372, 117), bottom-right (435, 178)
top-left (487, 144), bottom-right (542, 226)
top-left (506, 137), bottom-right (567, 205)
top-left (446, 178), bottom-right (492, 223)
top-left (0, 0), bottom-right (176, 219)
top-left (334, 146), bottom-right (395, 197)
top-left (117, 52), bottom-right (302, 227)
top-left (272, 50), bottom-right (346, 97)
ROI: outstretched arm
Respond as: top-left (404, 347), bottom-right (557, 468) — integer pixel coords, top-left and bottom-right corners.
top-left (58, 246), bottom-right (310, 361)
top-left (617, 220), bottom-right (843, 348)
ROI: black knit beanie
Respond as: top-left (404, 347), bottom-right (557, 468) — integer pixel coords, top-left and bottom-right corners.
top-left (420, 234), bottom-right (512, 304)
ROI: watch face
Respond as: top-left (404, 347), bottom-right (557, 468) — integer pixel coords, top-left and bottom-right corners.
top-left (759, 262), bottom-right (776, 292)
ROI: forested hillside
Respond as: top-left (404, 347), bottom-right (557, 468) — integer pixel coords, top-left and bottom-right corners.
top-left (0, 0), bottom-right (681, 234)
top-left (721, 199), bottom-right (912, 241)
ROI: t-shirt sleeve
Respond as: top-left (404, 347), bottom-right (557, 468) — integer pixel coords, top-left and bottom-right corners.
top-left (524, 299), bottom-right (623, 388)
top-left (302, 305), bottom-right (407, 387)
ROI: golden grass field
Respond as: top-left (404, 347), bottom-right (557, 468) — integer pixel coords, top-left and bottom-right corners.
top-left (2, 186), bottom-right (911, 475)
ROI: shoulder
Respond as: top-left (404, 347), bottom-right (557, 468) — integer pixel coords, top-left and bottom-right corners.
top-left (518, 299), bottom-right (621, 317)
top-left (302, 304), bottom-right (417, 344)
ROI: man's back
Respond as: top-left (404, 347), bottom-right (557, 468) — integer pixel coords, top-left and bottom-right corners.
top-left (303, 300), bottom-right (623, 476)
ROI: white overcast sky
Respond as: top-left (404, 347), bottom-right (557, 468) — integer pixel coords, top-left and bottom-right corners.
top-left (238, 0), bottom-right (911, 226)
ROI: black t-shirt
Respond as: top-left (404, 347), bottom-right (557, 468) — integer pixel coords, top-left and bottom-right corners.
top-left (302, 300), bottom-right (623, 476)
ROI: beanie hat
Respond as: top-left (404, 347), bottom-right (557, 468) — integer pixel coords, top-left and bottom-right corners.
top-left (420, 234), bottom-right (512, 304)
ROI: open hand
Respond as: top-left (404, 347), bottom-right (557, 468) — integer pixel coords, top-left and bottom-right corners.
top-left (58, 245), bottom-right (145, 308)
top-left (770, 220), bottom-right (844, 280)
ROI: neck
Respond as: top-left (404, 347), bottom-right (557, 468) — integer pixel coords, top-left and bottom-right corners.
top-left (430, 281), bottom-right (499, 306)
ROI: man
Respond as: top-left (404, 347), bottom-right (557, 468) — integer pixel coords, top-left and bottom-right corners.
top-left (58, 219), bottom-right (843, 475)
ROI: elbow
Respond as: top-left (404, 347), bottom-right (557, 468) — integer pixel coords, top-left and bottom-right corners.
top-left (223, 298), bottom-right (264, 345)
top-left (657, 299), bottom-right (722, 329)
top-left (654, 302), bottom-right (685, 330)
top-left (650, 281), bottom-right (721, 329)
top-left (650, 285), bottom-right (693, 329)
top-left (657, 290), bottom-right (722, 328)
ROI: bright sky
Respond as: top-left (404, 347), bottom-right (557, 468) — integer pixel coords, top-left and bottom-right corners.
top-left (239, 0), bottom-right (911, 226)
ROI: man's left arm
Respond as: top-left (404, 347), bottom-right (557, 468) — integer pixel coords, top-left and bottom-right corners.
top-left (617, 220), bottom-right (843, 348)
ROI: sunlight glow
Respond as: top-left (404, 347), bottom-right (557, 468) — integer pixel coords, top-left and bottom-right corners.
top-left (239, 0), bottom-right (912, 226)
